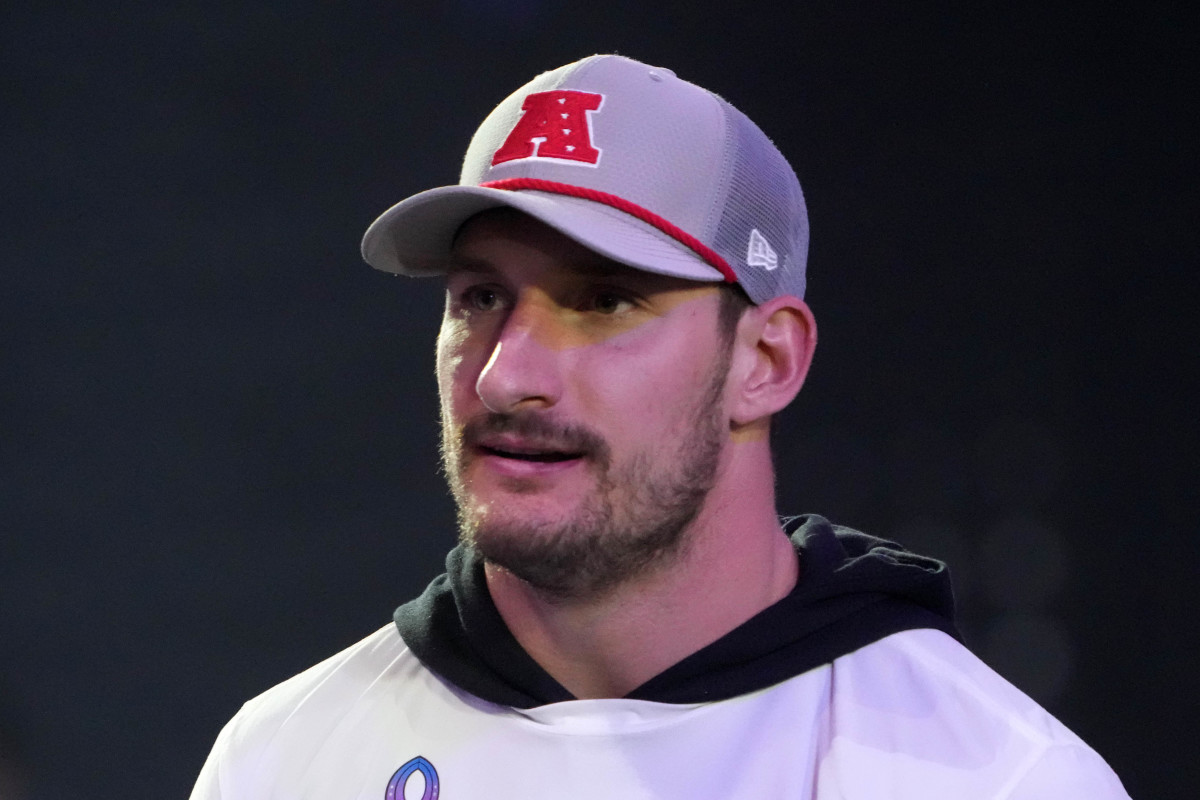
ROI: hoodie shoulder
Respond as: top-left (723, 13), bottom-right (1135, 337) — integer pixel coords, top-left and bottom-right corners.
top-left (189, 625), bottom-right (412, 800)
top-left (819, 628), bottom-right (1129, 799)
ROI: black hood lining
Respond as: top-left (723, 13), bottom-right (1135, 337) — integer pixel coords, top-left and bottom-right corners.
top-left (393, 515), bottom-right (959, 709)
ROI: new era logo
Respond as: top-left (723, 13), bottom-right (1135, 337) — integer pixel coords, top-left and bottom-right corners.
top-left (491, 90), bottom-right (604, 167)
top-left (747, 229), bottom-right (778, 271)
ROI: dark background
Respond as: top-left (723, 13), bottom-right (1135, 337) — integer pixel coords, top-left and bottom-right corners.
top-left (2, 2), bottom-right (1194, 798)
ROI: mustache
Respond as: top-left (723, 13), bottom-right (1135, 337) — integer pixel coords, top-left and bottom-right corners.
top-left (460, 411), bottom-right (611, 462)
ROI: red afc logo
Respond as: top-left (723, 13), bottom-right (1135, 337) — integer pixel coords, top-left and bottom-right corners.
top-left (491, 90), bottom-right (604, 167)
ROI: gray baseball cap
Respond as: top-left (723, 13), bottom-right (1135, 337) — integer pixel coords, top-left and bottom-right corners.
top-left (361, 54), bottom-right (808, 303)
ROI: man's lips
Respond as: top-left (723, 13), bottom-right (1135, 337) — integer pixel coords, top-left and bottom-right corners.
top-left (457, 412), bottom-right (610, 474)
top-left (474, 437), bottom-right (586, 463)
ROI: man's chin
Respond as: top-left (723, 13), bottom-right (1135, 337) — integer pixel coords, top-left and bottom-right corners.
top-left (459, 505), bottom-right (581, 548)
top-left (457, 474), bottom-right (592, 519)
top-left (457, 503), bottom-right (694, 601)
top-left (464, 529), bottom-right (608, 599)
top-left (457, 501), bottom-right (607, 582)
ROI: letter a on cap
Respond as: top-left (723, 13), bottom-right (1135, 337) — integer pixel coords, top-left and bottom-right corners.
top-left (491, 90), bottom-right (604, 166)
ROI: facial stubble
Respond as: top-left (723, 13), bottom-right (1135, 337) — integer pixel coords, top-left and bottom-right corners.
top-left (441, 349), bottom-right (730, 602)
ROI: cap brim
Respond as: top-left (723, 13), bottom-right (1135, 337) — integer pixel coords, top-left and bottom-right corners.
top-left (360, 185), bottom-right (725, 283)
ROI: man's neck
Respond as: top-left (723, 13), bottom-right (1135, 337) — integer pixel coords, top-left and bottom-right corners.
top-left (484, 452), bottom-right (799, 700)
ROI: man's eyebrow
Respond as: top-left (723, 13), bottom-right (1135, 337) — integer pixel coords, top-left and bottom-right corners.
top-left (444, 258), bottom-right (499, 276)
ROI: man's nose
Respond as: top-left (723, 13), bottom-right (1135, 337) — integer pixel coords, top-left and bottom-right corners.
top-left (475, 297), bottom-right (566, 413)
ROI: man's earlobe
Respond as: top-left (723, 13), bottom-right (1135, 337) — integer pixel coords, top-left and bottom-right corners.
top-left (729, 296), bottom-right (817, 427)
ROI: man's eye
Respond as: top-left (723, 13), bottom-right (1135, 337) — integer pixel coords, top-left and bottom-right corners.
top-left (587, 291), bottom-right (633, 315)
top-left (463, 286), bottom-right (502, 311)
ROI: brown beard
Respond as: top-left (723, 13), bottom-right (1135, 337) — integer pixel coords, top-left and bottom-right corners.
top-left (440, 349), bottom-right (730, 602)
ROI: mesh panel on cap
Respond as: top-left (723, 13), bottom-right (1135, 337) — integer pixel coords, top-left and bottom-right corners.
top-left (711, 100), bottom-right (809, 302)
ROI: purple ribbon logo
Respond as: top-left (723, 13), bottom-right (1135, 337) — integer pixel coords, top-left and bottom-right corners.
top-left (385, 756), bottom-right (439, 800)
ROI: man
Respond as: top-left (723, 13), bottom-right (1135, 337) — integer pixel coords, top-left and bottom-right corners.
top-left (191, 55), bottom-right (1128, 798)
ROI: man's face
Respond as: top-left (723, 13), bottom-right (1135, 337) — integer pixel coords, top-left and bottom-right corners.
top-left (436, 209), bottom-right (734, 600)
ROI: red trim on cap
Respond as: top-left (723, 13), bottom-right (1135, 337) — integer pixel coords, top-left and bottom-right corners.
top-left (478, 177), bottom-right (737, 283)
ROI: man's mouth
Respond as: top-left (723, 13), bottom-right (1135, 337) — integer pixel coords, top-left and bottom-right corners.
top-left (478, 445), bottom-right (583, 463)
top-left (459, 413), bottom-right (609, 472)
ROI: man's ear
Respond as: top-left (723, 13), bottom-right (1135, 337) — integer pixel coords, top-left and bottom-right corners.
top-left (726, 295), bottom-right (817, 427)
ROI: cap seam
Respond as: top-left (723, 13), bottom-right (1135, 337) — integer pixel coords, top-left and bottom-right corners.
top-left (706, 94), bottom-right (739, 272)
